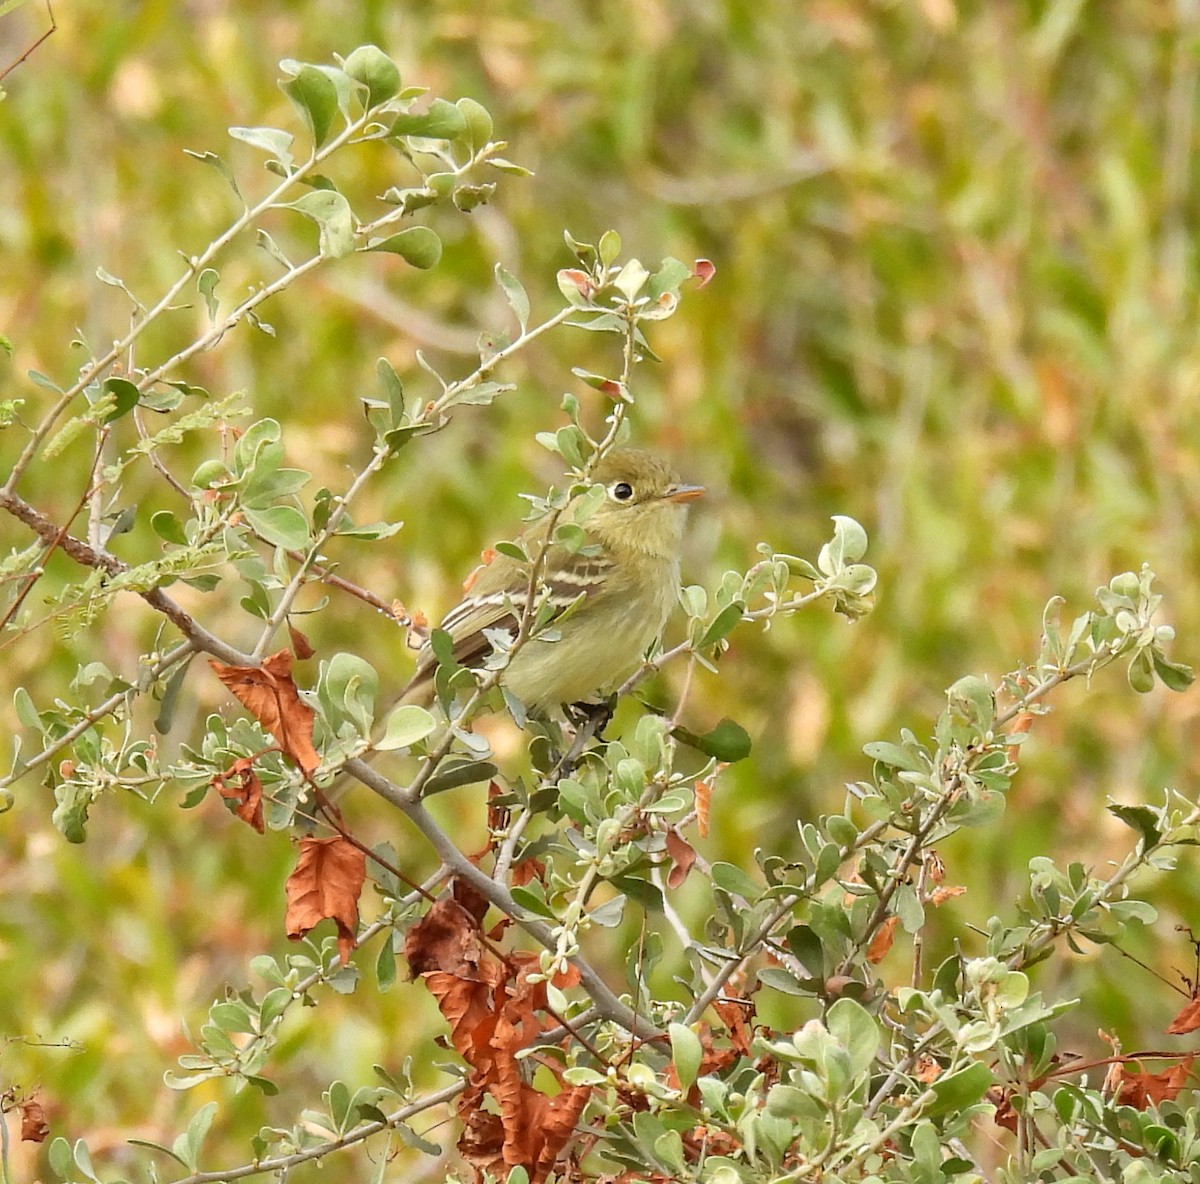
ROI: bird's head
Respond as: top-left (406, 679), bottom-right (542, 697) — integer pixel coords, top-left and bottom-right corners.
top-left (584, 448), bottom-right (704, 559)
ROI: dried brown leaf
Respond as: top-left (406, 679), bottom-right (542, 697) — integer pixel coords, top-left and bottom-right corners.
top-left (665, 828), bottom-right (696, 889)
top-left (1167, 994), bottom-right (1200, 1035)
top-left (1115, 1055), bottom-right (1195, 1109)
top-left (712, 994), bottom-right (755, 1056)
top-left (288, 621), bottom-right (315, 659)
top-left (694, 779), bottom-right (711, 838)
top-left (212, 755), bottom-right (265, 834)
top-left (866, 915), bottom-right (899, 964)
top-left (285, 835), bottom-right (366, 964)
top-left (929, 885), bottom-right (967, 907)
top-left (406, 897), bottom-right (488, 979)
top-left (20, 1098), bottom-right (49, 1143)
top-left (209, 649), bottom-right (320, 774)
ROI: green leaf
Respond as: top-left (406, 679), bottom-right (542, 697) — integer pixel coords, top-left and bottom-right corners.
top-left (183, 149), bottom-right (243, 202)
top-left (101, 377), bottom-right (140, 424)
top-left (827, 997), bottom-right (880, 1077)
top-left (710, 861), bottom-right (761, 900)
top-left (785, 925), bottom-right (825, 979)
top-left (229, 125), bottom-right (295, 169)
top-left (368, 226), bottom-right (442, 269)
top-left (613, 258), bottom-right (649, 302)
top-left (242, 505), bottom-right (310, 550)
top-left (1127, 646), bottom-right (1155, 693)
top-left (154, 661), bottom-right (192, 735)
top-left (28, 369), bottom-right (63, 392)
top-left (1108, 803), bottom-right (1162, 850)
top-left (73, 1141), bottom-right (102, 1184)
top-left (49, 1137), bottom-right (72, 1178)
top-left (391, 98), bottom-right (467, 139)
top-left (14, 686), bottom-right (42, 732)
top-left (669, 1022), bottom-right (704, 1091)
top-left (1153, 651), bottom-right (1194, 692)
top-left (281, 63), bottom-right (339, 147)
top-left (452, 182), bottom-right (496, 212)
top-left (422, 759), bottom-right (497, 796)
top-left (456, 96), bottom-right (493, 149)
top-left (197, 268), bottom-right (220, 321)
top-left (486, 157), bottom-right (533, 176)
top-left (862, 740), bottom-right (926, 773)
top-left (588, 893), bottom-right (626, 928)
top-left (377, 704), bottom-right (437, 750)
top-left (672, 717), bottom-right (751, 762)
top-left (925, 1062), bottom-right (993, 1116)
top-left (376, 357), bottom-right (405, 422)
top-left (343, 45), bottom-right (400, 107)
top-left (699, 602), bottom-right (744, 648)
top-left (598, 229), bottom-right (622, 267)
top-left (172, 1101), bottom-right (218, 1172)
top-left (495, 264), bottom-right (530, 331)
top-left (757, 966), bottom-right (808, 995)
top-left (288, 190), bottom-right (355, 258)
top-left (830, 515), bottom-right (868, 562)
top-left (376, 933), bottom-right (397, 990)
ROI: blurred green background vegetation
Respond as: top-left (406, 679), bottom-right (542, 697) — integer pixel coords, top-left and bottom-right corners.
top-left (3, 0), bottom-right (1200, 1177)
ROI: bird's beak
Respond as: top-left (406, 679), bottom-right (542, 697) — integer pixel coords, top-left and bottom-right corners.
top-left (663, 483), bottom-right (705, 504)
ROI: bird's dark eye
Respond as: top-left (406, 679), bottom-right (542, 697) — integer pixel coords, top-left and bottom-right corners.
top-left (611, 481), bottom-right (634, 502)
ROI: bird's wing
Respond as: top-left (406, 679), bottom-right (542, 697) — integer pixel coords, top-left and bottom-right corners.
top-left (401, 540), bottom-right (616, 701)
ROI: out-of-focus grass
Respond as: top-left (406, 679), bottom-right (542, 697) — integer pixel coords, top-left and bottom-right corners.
top-left (3, 0), bottom-right (1200, 1175)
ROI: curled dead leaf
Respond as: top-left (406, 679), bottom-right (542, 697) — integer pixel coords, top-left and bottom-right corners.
top-left (287, 621), bottom-right (315, 660)
top-left (665, 828), bottom-right (696, 890)
top-left (405, 896), bottom-right (489, 979)
top-left (929, 885), bottom-right (967, 907)
top-left (866, 915), bottom-right (899, 964)
top-left (1114, 1055), bottom-right (1195, 1109)
top-left (209, 649), bottom-right (320, 774)
top-left (285, 835), bottom-right (366, 965)
top-left (20, 1098), bottom-right (49, 1143)
top-left (694, 779), bottom-right (711, 838)
top-left (212, 755), bottom-right (265, 834)
top-left (1167, 993), bottom-right (1200, 1035)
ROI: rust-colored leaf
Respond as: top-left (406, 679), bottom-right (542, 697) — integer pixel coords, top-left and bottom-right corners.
top-left (924, 849), bottom-right (946, 884)
top-left (1005, 691), bottom-right (1035, 762)
top-left (915, 1056), bottom-right (942, 1083)
top-left (1115, 1055), bottom-right (1195, 1108)
top-left (511, 857), bottom-right (545, 887)
top-left (1167, 993), bottom-right (1200, 1035)
top-left (285, 835), bottom-right (366, 965)
top-left (866, 915), bottom-right (899, 964)
top-left (695, 779), bottom-right (711, 838)
top-left (929, 885), bottom-right (967, 907)
top-left (453, 876), bottom-right (491, 927)
top-left (288, 621), bottom-right (315, 659)
top-left (712, 994), bottom-right (754, 1056)
top-left (989, 1086), bottom-right (1019, 1133)
top-left (212, 755), bottom-right (265, 834)
top-left (665, 827), bottom-right (696, 889)
top-left (485, 779), bottom-right (509, 837)
top-left (462, 548), bottom-right (499, 594)
top-left (425, 971), bottom-right (502, 1065)
top-left (413, 909), bottom-right (590, 1181)
top-left (19, 1098), bottom-right (49, 1143)
top-left (210, 649), bottom-right (320, 774)
top-left (405, 896), bottom-right (488, 979)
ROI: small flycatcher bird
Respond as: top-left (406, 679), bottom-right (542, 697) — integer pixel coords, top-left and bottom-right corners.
top-left (400, 448), bottom-right (704, 713)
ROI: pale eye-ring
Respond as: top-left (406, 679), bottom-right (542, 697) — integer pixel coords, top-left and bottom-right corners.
top-left (610, 481), bottom-right (634, 502)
